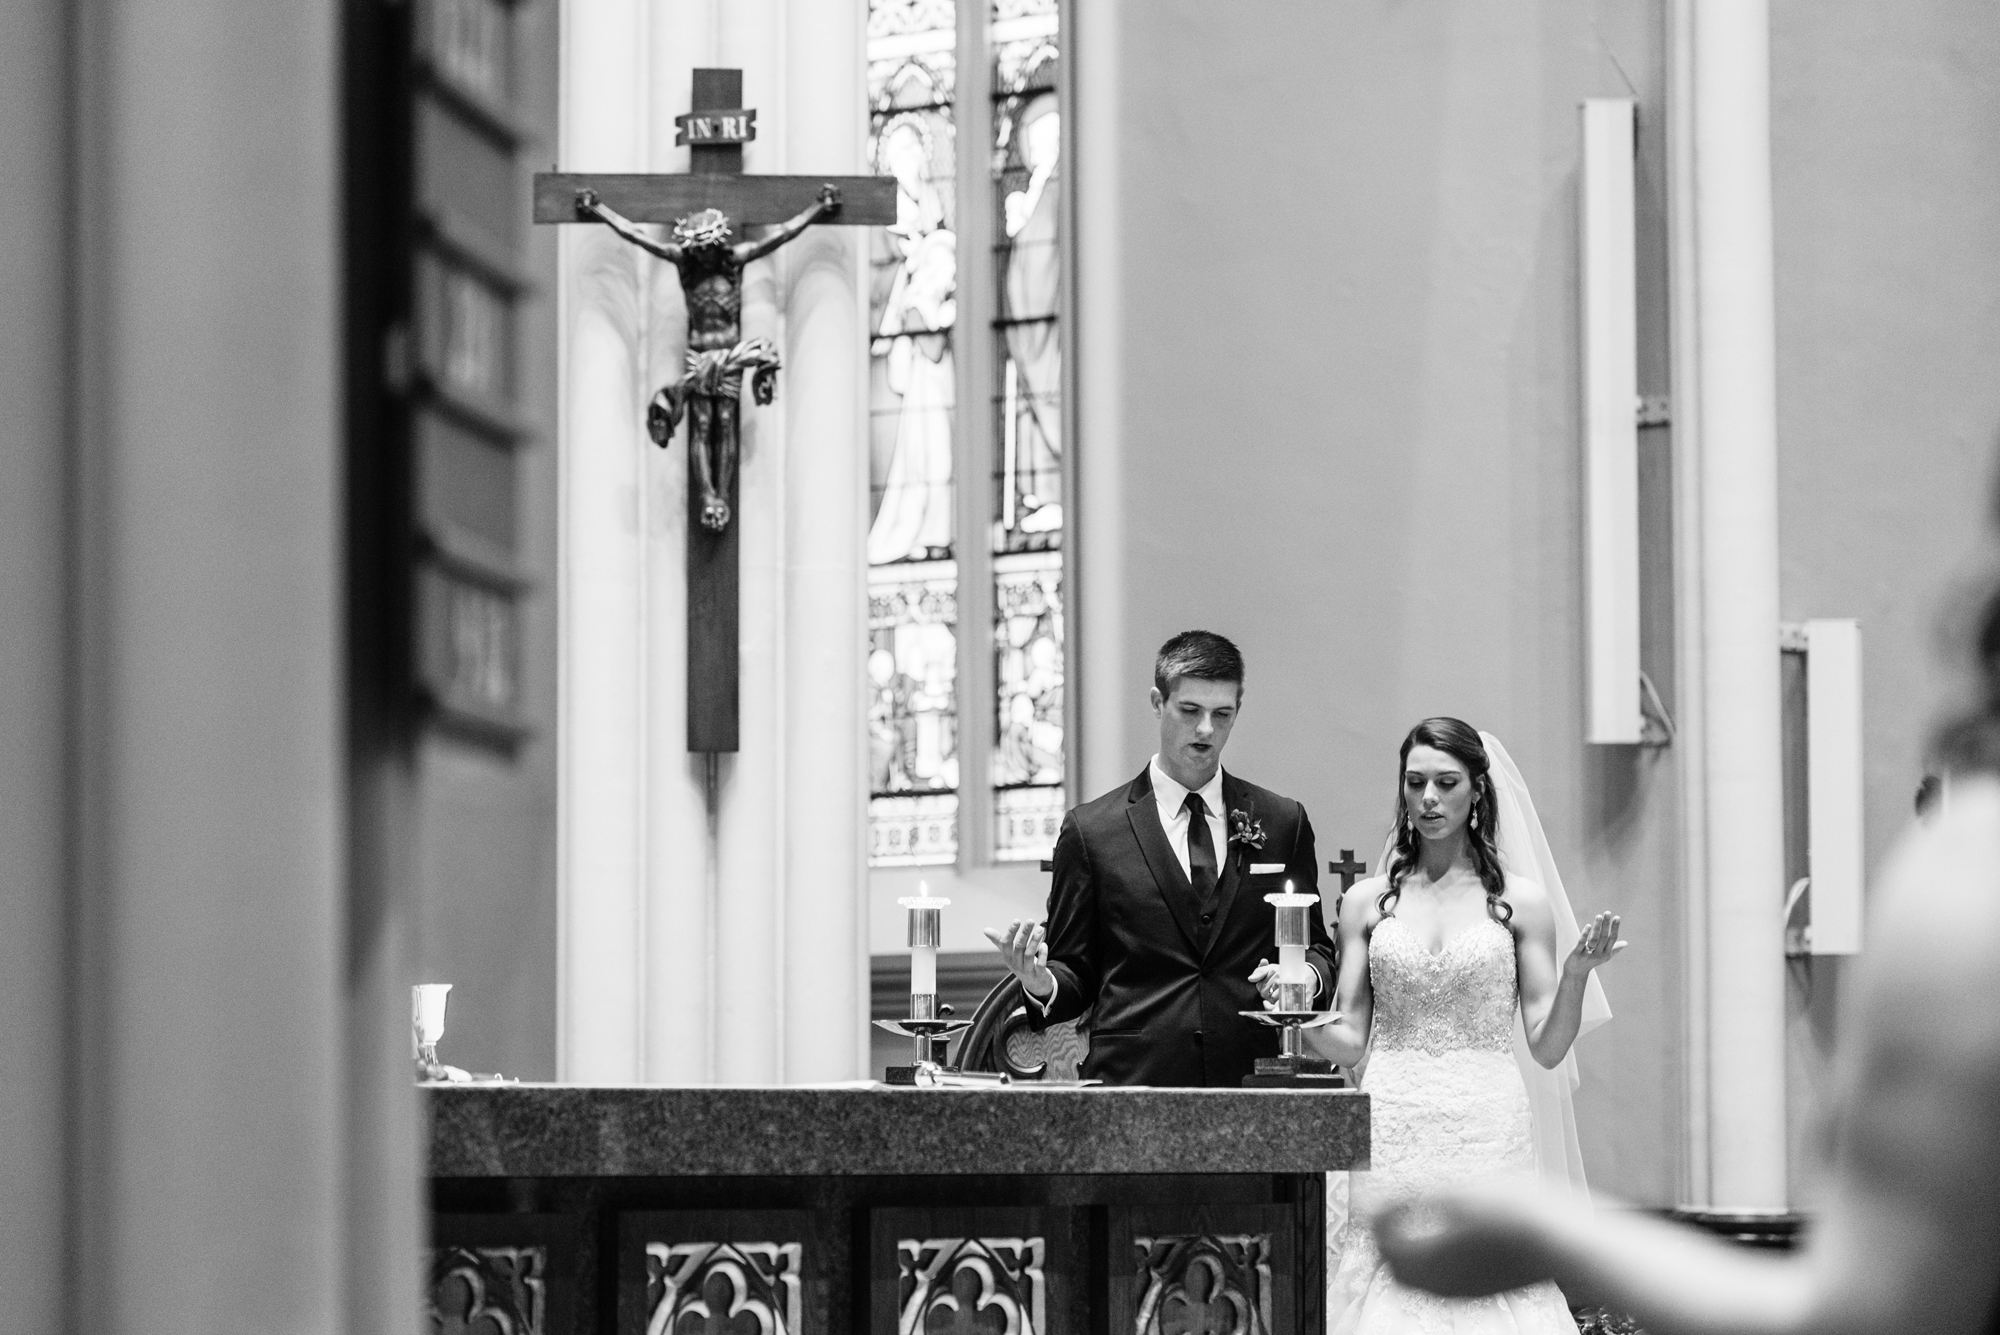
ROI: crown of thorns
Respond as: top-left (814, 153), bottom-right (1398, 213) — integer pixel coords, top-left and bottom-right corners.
top-left (672, 209), bottom-right (734, 247)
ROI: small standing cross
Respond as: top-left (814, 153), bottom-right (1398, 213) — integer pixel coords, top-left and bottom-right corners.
top-left (534, 70), bottom-right (894, 754)
top-left (1327, 849), bottom-right (1370, 894)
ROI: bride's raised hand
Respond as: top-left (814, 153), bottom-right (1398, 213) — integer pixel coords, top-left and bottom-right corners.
top-left (1562, 911), bottom-right (1625, 977)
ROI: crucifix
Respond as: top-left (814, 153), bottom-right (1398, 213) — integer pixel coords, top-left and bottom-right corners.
top-left (535, 69), bottom-right (894, 753)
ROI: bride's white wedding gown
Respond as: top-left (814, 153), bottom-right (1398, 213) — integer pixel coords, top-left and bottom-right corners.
top-left (1327, 913), bottom-right (1579, 1335)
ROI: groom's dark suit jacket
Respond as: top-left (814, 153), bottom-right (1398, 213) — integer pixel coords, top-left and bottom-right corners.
top-left (1029, 767), bottom-right (1336, 1087)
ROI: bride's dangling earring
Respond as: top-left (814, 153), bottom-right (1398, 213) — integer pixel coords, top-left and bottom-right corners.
top-left (1471, 806), bottom-right (1480, 830)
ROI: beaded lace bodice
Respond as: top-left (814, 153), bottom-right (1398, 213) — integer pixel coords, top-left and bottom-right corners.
top-left (1367, 915), bottom-right (1518, 1056)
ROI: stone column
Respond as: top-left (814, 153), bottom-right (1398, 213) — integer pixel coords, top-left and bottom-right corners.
top-left (558, 0), bottom-right (650, 1083)
top-left (778, 0), bottom-right (869, 1083)
top-left (1073, 0), bottom-right (1132, 800)
top-left (1669, 0), bottom-right (1790, 1210)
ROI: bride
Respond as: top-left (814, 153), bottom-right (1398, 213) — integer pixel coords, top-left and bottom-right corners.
top-left (1304, 718), bottom-right (1622, 1334)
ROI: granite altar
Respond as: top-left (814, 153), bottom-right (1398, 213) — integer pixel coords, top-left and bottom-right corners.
top-left (426, 1084), bottom-right (1368, 1335)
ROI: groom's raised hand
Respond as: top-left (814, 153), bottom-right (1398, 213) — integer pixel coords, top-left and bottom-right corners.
top-left (982, 920), bottom-right (1056, 1001)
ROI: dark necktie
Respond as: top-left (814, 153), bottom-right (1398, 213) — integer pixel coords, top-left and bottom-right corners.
top-left (1183, 792), bottom-right (1219, 912)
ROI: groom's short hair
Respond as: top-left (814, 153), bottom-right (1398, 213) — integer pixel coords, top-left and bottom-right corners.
top-left (1154, 630), bottom-right (1244, 699)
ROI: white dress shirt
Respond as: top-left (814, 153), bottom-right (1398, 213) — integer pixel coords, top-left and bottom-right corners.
top-left (1147, 755), bottom-right (1229, 881)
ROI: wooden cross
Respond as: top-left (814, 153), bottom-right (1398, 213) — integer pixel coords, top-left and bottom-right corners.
top-left (534, 70), bottom-right (894, 754)
top-left (1327, 849), bottom-right (1369, 893)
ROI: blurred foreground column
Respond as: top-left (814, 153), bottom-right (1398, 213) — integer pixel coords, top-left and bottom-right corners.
top-left (7, 0), bottom-right (431, 1330)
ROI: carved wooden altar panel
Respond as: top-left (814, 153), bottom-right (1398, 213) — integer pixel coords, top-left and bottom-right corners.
top-left (869, 1208), bottom-right (1087, 1335)
top-left (429, 1213), bottom-right (580, 1335)
top-left (1108, 1206), bottom-right (1299, 1335)
top-left (619, 1209), bottom-right (833, 1335)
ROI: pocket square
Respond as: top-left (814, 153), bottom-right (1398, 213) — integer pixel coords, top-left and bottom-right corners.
top-left (1249, 863), bottom-right (1287, 875)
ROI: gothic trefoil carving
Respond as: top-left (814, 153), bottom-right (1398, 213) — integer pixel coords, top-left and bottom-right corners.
top-left (1131, 1233), bottom-right (1274, 1335)
top-left (426, 1244), bottom-right (548, 1335)
top-left (896, 1236), bottom-right (1047, 1335)
top-left (646, 1241), bottom-right (804, 1335)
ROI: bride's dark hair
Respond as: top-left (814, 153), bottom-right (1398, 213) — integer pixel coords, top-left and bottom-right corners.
top-left (1378, 717), bottom-right (1511, 923)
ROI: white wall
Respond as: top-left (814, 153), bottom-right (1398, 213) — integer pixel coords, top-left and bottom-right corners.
top-left (1770, 0), bottom-right (2000, 1194)
top-left (1067, 0), bottom-right (2000, 1206)
top-left (1075, 0), bottom-right (1681, 1203)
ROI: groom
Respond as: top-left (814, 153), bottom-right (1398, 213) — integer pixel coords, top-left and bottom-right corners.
top-left (986, 631), bottom-right (1335, 1086)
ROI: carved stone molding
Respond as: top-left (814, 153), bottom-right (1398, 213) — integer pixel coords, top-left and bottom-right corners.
top-left (427, 1244), bottom-right (548, 1335)
top-left (646, 1241), bottom-right (804, 1335)
top-left (895, 1236), bottom-right (1046, 1335)
top-left (1131, 1233), bottom-right (1274, 1335)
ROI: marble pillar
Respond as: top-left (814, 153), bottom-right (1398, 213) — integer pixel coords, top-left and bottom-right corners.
top-left (1669, 0), bottom-right (1790, 1209)
top-left (559, 0), bottom-right (656, 1084)
top-left (558, 0), bottom-right (867, 1084)
top-left (1073, 0), bottom-right (1131, 801)
top-left (777, 0), bottom-right (871, 1083)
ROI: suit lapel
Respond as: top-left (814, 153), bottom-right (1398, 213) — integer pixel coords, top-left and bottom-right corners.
top-left (1124, 769), bottom-right (1202, 952)
top-left (1201, 775), bottom-right (1251, 954)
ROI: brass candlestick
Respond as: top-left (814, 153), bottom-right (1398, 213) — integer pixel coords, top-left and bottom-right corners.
top-left (874, 890), bottom-right (972, 1085)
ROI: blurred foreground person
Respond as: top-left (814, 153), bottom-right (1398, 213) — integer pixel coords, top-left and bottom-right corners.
top-left (1372, 600), bottom-right (2000, 1333)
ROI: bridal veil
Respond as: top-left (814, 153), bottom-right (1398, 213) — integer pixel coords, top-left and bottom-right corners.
top-left (1481, 731), bottom-right (1612, 1197)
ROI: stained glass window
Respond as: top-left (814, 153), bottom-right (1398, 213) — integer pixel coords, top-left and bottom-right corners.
top-left (989, 0), bottom-right (1064, 861)
top-left (868, 0), bottom-right (961, 865)
top-left (865, 0), bottom-right (1068, 869)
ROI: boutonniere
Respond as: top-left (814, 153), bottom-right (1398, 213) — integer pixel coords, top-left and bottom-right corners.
top-left (1228, 809), bottom-right (1266, 850)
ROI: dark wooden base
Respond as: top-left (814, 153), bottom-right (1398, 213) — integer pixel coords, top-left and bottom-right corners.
top-left (431, 1171), bottom-right (1325, 1335)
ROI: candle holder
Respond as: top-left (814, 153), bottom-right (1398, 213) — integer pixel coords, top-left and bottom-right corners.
top-left (875, 891), bottom-right (972, 1085)
top-left (1240, 889), bottom-right (1347, 1088)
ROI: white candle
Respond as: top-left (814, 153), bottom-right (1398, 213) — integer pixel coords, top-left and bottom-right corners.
top-left (1268, 880), bottom-right (1315, 989)
top-left (902, 884), bottom-right (946, 1015)
top-left (1278, 944), bottom-right (1310, 985)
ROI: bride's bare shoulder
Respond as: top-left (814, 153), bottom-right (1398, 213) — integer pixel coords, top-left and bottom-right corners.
top-left (1338, 875), bottom-right (1391, 927)
top-left (1498, 873), bottom-right (1555, 929)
